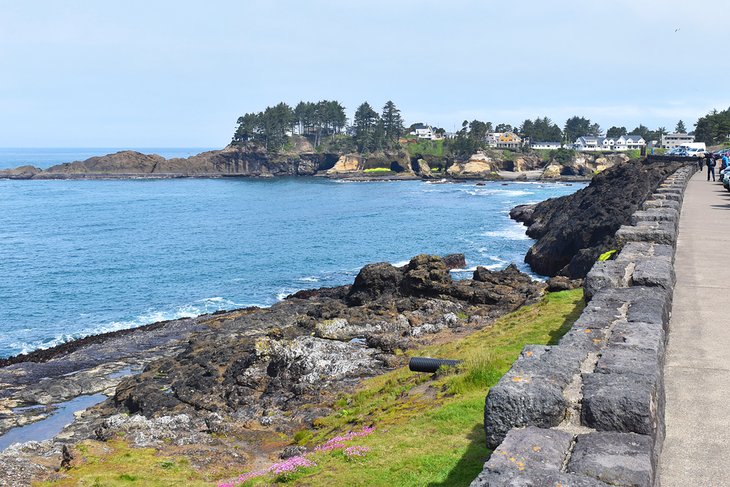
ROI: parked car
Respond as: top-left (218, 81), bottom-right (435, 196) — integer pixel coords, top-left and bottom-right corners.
top-left (667, 147), bottom-right (688, 156)
top-left (684, 147), bottom-right (706, 157)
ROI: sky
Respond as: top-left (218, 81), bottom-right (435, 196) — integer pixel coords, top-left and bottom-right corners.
top-left (1, 0), bottom-right (728, 147)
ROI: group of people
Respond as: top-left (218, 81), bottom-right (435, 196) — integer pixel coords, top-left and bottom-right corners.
top-left (703, 151), bottom-right (730, 181)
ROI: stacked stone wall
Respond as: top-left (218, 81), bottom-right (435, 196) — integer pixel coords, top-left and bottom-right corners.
top-left (472, 163), bottom-right (697, 486)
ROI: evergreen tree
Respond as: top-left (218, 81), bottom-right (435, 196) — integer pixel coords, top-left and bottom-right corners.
top-left (675, 120), bottom-right (687, 133)
top-left (353, 102), bottom-right (380, 153)
top-left (694, 108), bottom-right (730, 144)
top-left (381, 100), bottom-right (404, 147)
top-left (564, 116), bottom-right (598, 143)
top-left (606, 126), bottom-right (627, 138)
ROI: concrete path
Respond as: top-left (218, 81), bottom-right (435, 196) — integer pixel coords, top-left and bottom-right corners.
top-left (659, 172), bottom-right (730, 485)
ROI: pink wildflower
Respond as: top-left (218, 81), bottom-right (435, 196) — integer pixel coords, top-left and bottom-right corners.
top-left (268, 455), bottom-right (316, 476)
top-left (344, 446), bottom-right (370, 458)
top-left (313, 425), bottom-right (375, 452)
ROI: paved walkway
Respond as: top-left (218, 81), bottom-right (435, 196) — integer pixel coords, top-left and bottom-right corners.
top-left (659, 171), bottom-right (730, 485)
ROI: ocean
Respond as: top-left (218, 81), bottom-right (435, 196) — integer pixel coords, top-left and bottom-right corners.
top-left (0, 149), bottom-right (584, 358)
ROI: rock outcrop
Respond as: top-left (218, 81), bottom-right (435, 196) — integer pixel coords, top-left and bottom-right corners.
top-left (512, 158), bottom-right (684, 278)
top-left (327, 154), bottom-right (363, 174)
top-left (447, 152), bottom-right (500, 179)
top-left (106, 255), bottom-right (544, 423)
top-left (2, 145), bottom-right (340, 179)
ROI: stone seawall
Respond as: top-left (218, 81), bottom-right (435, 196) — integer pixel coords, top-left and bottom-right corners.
top-left (471, 163), bottom-right (698, 486)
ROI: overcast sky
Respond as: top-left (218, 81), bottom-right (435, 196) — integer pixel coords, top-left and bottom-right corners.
top-left (1, 0), bottom-right (727, 147)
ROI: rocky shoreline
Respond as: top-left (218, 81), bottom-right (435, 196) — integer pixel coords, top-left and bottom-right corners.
top-left (0, 255), bottom-right (553, 485)
top-left (0, 143), bottom-right (629, 181)
top-left (0, 157), bottom-right (668, 485)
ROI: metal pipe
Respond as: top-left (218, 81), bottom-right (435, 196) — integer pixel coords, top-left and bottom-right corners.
top-left (408, 357), bottom-right (462, 373)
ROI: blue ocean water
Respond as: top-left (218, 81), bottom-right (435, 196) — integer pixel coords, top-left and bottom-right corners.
top-left (0, 152), bottom-right (584, 359)
top-left (0, 147), bottom-right (214, 170)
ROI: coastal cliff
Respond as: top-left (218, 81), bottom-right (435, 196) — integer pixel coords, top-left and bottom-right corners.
top-left (511, 158), bottom-right (683, 277)
top-left (0, 143), bottom-right (632, 181)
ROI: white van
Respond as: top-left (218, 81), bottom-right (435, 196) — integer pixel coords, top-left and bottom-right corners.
top-left (683, 142), bottom-right (707, 151)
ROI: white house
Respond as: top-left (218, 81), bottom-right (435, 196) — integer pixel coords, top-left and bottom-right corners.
top-left (614, 135), bottom-right (646, 150)
top-left (573, 136), bottom-right (604, 151)
top-left (530, 141), bottom-right (562, 150)
top-left (574, 135), bottom-right (646, 152)
top-left (661, 133), bottom-right (694, 148)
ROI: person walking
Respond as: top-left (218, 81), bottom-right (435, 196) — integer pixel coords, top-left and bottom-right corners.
top-left (707, 154), bottom-right (716, 181)
top-left (703, 151), bottom-right (712, 171)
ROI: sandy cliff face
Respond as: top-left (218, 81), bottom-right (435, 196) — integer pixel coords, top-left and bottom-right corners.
top-left (447, 152), bottom-right (499, 178)
top-left (327, 154), bottom-right (363, 173)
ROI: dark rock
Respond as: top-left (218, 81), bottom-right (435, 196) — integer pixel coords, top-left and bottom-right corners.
top-left (472, 427), bottom-right (610, 486)
top-left (442, 253), bottom-right (467, 270)
top-left (631, 258), bottom-right (675, 290)
top-left (509, 204), bottom-right (536, 223)
top-left (616, 222), bottom-right (677, 246)
top-left (483, 345), bottom-right (586, 449)
top-left (401, 254), bottom-right (453, 297)
top-left (583, 261), bottom-right (631, 300)
top-left (581, 372), bottom-right (662, 437)
top-left (607, 320), bottom-right (664, 356)
top-left (60, 444), bottom-right (76, 470)
top-left (642, 198), bottom-right (681, 211)
top-left (626, 287), bottom-right (672, 328)
top-left (513, 159), bottom-right (683, 278)
top-left (567, 432), bottom-right (653, 486)
top-left (546, 276), bottom-right (582, 292)
top-left (346, 262), bottom-right (404, 305)
top-left (594, 345), bottom-right (661, 377)
top-left (280, 446), bottom-right (307, 459)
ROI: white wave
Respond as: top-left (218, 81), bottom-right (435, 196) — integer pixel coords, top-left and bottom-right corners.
top-left (297, 276), bottom-right (320, 283)
top-left (481, 226), bottom-right (531, 241)
top-left (9, 296), bottom-right (256, 355)
top-left (391, 260), bottom-right (411, 267)
top-left (449, 265), bottom-right (477, 273)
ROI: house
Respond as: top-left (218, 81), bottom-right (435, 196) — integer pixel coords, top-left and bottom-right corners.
top-left (487, 132), bottom-right (522, 149)
top-left (573, 136), bottom-right (605, 151)
top-left (614, 135), bottom-right (646, 150)
top-left (661, 133), bottom-right (694, 148)
top-left (409, 124), bottom-right (441, 140)
top-left (574, 135), bottom-right (646, 151)
top-left (530, 141), bottom-right (562, 150)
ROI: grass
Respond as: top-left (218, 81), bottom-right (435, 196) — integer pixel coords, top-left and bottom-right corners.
top-left (36, 440), bottom-right (211, 487)
top-left (363, 168), bottom-right (393, 174)
top-left (44, 290), bottom-right (584, 487)
top-left (228, 289), bottom-right (584, 486)
top-left (402, 138), bottom-right (444, 158)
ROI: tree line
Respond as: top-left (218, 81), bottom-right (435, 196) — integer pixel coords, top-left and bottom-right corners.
top-left (232, 98), bottom-right (709, 155)
top-left (232, 99), bottom-right (406, 153)
top-left (694, 108), bottom-right (730, 145)
top-left (232, 100), bottom-right (347, 151)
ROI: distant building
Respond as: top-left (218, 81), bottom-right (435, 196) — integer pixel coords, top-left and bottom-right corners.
top-left (614, 135), bottom-right (646, 150)
top-left (487, 132), bottom-right (522, 149)
top-left (573, 136), bottom-right (604, 151)
top-left (661, 133), bottom-right (694, 148)
top-left (530, 141), bottom-right (562, 150)
top-left (573, 135), bottom-right (646, 151)
top-left (409, 125), bottom-right (441, 140)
